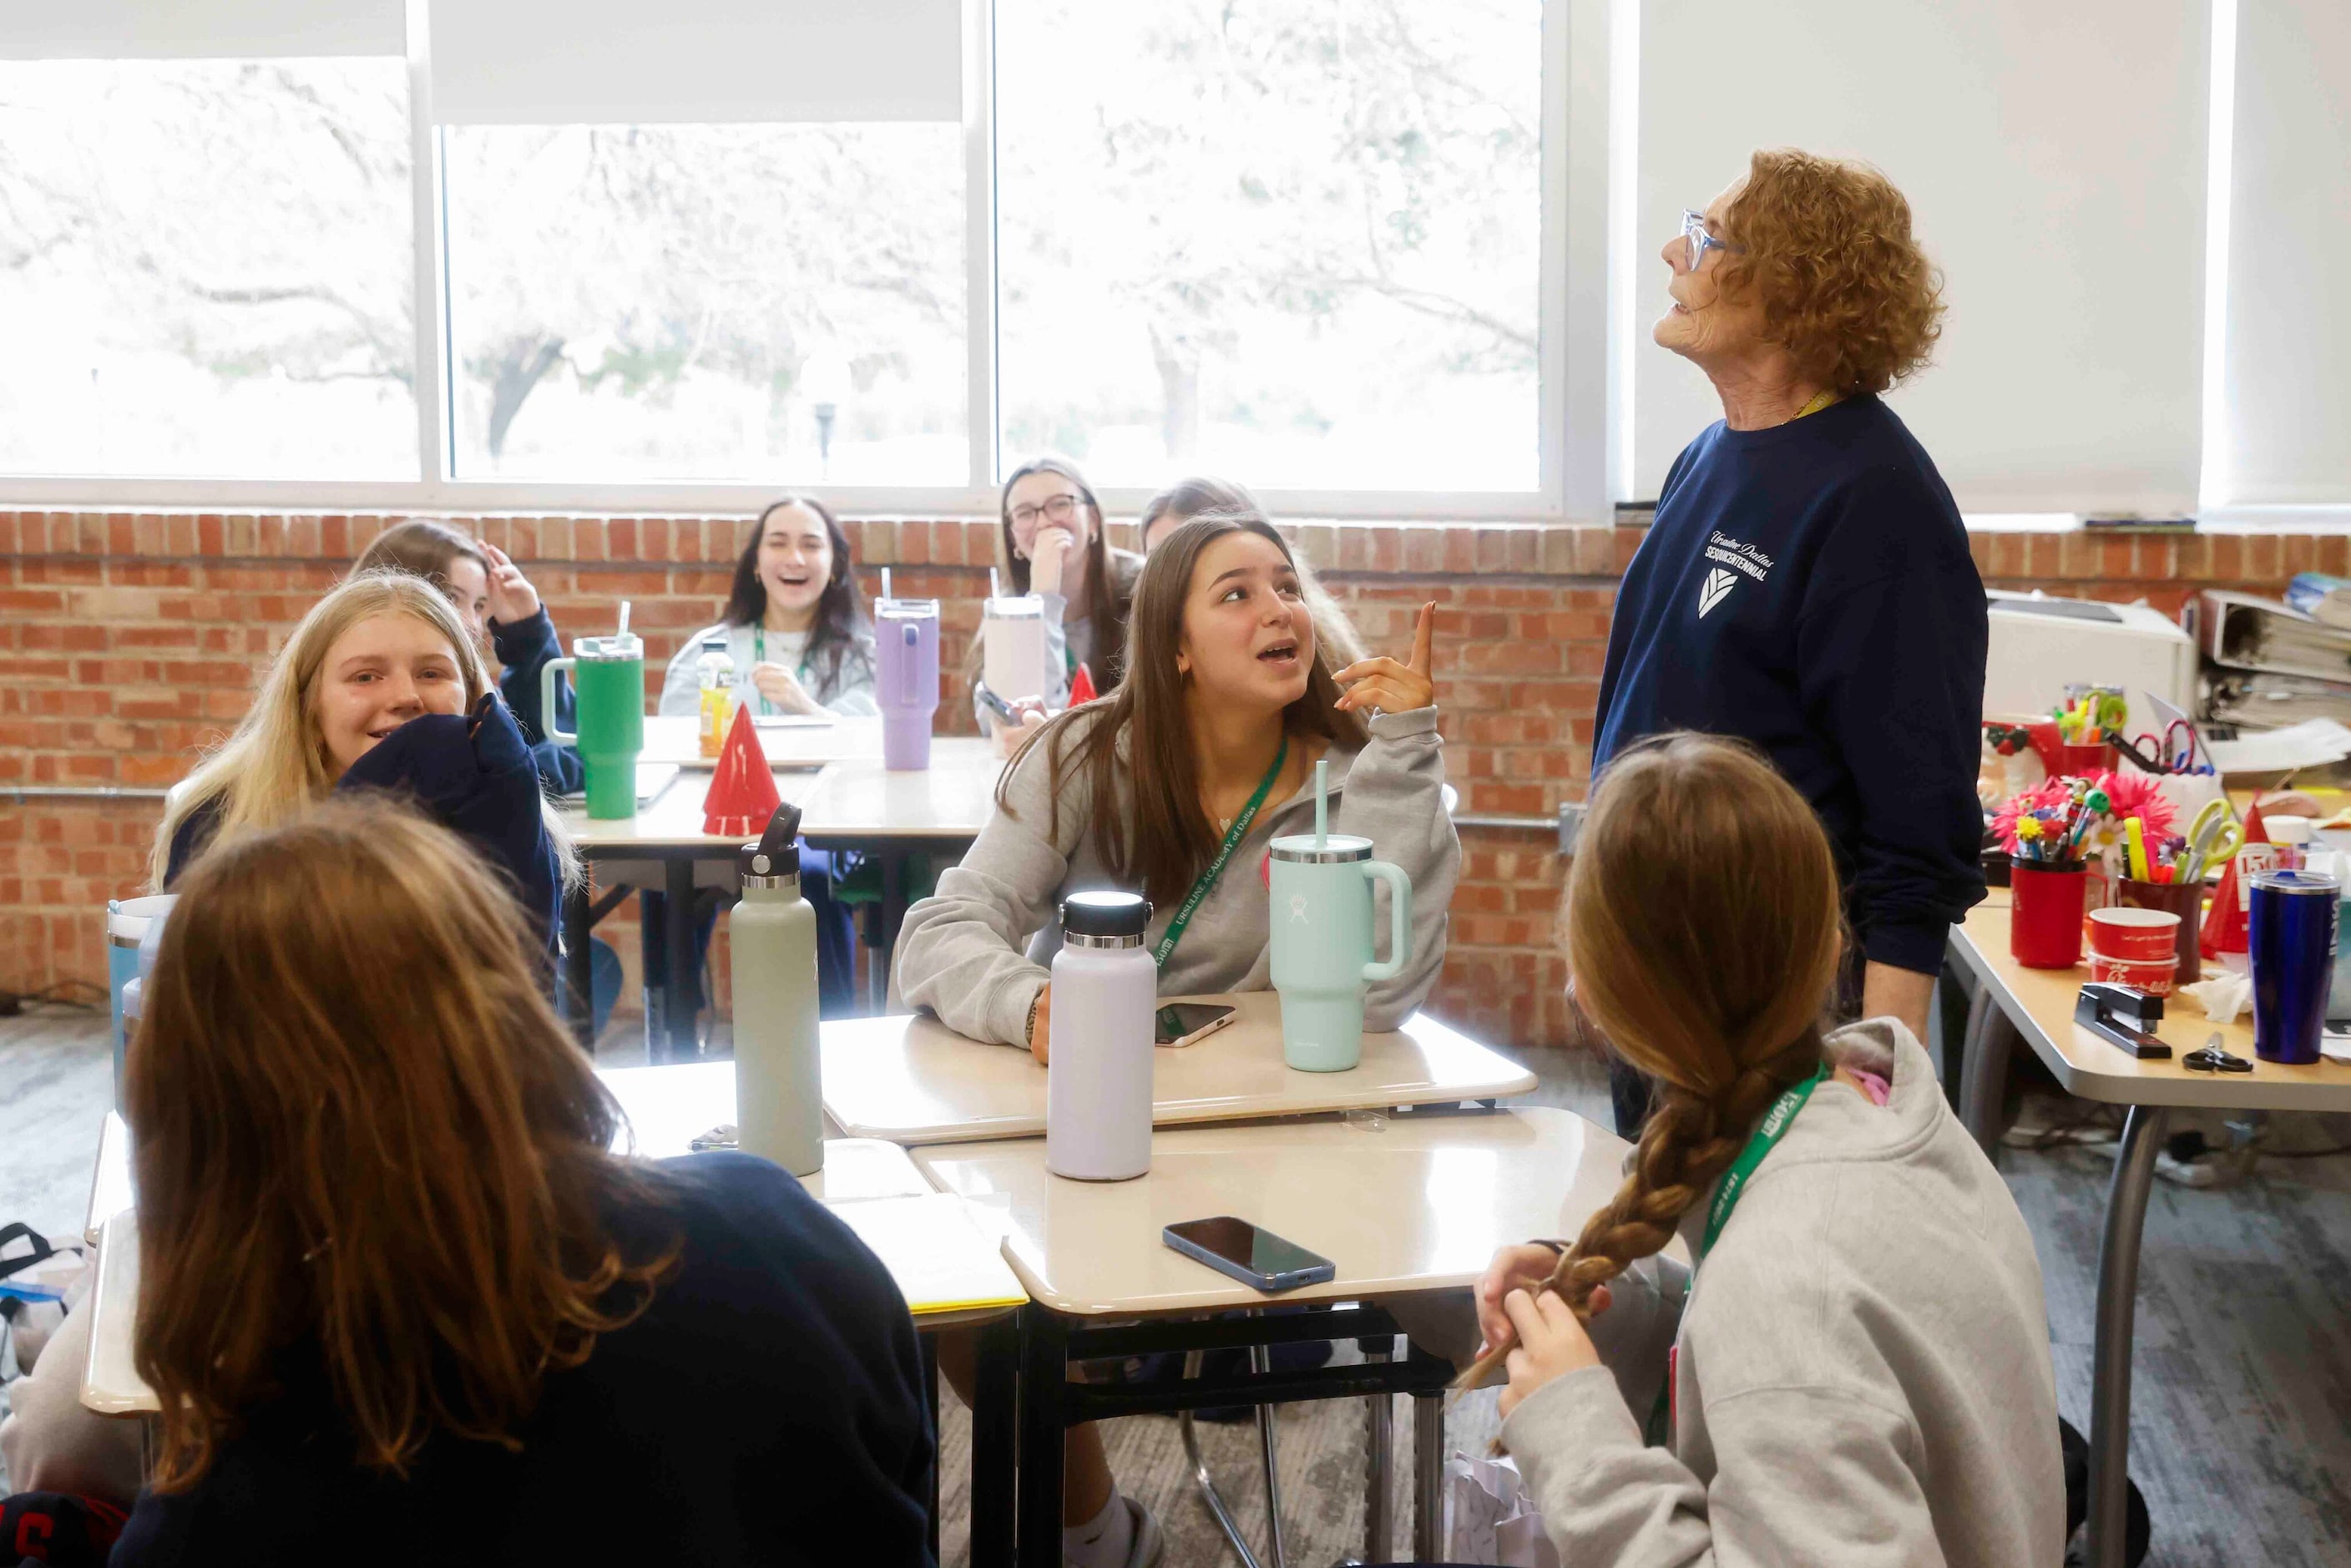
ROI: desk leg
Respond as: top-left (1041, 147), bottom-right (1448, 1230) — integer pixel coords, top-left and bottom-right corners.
top-left (663, 860), bottom-right (698, 1064)
top-left (972, 1313), bottom-right (1020, 1568)
top-left (1361, 1342), bottom-right (1393, 1564)
top-left (1411, 1390), bottom-right (1443, 1563)
top-left (562, 879), bottom-right (594, 1049)
top-left (2086, 1105), bottom-right (2165, 1568)
top-left (1957, 991), bottom-right (2014, 1165)
top-left (1249, 1343), bottom-right (1289, 1568)
top-left (1016, 1307), bottom-right (1068, 1568)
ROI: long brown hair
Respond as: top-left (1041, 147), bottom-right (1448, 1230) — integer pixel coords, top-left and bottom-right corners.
top-left (127, 802), bottom-right (678, 1490)
top-left (1464, 733), bottom-right (1842, 1388)
top-left (720, 496), bottom-right (872, 698)
top-left (996, 511), bottom-right (1368, 907)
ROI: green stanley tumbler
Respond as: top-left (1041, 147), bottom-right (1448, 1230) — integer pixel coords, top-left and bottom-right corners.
top-left (544, 634), bottom-right (645, 819)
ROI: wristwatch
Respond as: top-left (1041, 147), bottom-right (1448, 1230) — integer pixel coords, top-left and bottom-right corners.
top-left (1024, 987), bottom-right (1044, 1045)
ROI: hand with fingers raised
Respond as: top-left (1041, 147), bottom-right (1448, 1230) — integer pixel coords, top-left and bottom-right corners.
top-left (479, 543), bottom-right (542, 625)
top-left (1334, 601), bottom-right (1437, 718)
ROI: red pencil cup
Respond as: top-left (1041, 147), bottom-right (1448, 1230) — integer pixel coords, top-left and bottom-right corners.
top-left (2116, 878), bottom-right (2202, 984)
top-left (2010, 858), bottom-right (2089, 968)
top-left (2025, 724), bottom-right (2114, 781)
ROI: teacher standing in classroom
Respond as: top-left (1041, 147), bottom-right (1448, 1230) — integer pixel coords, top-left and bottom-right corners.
top-left (1591, 148), bottom-right (1986, 1136)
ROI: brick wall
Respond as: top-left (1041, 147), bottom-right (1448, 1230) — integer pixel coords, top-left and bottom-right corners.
top-left (3, 509), bottom-right (2333, 1046)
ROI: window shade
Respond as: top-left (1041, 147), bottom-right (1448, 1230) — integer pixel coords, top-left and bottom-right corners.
top-left (1631, 0), bottom-right (2208, 517)
top-left (427, 0), bottom-right (962, 125)
top-left (0, 1), bottom-right (402, 58)
top-left (2215, 0), bottom-right (2351, 507)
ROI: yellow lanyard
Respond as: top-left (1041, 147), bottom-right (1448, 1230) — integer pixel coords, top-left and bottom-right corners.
top-left (1794, 388), bottom-right (1841, 419)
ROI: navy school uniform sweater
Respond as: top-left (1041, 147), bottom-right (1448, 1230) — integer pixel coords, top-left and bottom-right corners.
top-left (107, 1152), bottom-right (936, 1568)
top-left (1593, 393), bottom-right (1987, 973)
top-left (166, 695), bottom-right (564, 953)
top-left (490, 606), bottom-right (585, 797)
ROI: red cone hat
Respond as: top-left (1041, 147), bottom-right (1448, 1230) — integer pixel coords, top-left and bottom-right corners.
top-left (704, 705), bottom-right (781, 838)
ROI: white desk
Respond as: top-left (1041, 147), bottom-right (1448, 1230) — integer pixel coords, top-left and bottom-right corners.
top-left (820, 992), bottom-right (1537, 1146)
top-left (637, 712), bottom-right (883, 770)
top-left (1946, 903), bottom-right (2351, 1568)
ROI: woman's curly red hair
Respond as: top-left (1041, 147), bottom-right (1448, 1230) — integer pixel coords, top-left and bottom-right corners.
top-left (1717, 149), bottom-right (1944, 395)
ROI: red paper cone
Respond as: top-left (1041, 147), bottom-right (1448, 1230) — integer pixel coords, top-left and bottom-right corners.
top-left (1069, 662), bottom-right (1097, 706)
top-left (2202, 797), bottom-right (2268, 959)
top-left (704, 705), bottom-right (781, 838)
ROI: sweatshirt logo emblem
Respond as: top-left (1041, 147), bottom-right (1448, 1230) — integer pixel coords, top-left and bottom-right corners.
top-left (1698, 568), bottom-right (1738, 618)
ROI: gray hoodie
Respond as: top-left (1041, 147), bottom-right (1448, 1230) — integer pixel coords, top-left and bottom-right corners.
top-left (1501, 1019), bottom-right (2065, 1568)
top-left (658, 621), bottom-right (879, 719)
top-left (894, 706), bottom-right (1459, 1045)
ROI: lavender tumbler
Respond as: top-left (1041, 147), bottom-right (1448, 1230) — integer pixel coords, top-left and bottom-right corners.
top-left (876, 597), bottom-right (939, 771)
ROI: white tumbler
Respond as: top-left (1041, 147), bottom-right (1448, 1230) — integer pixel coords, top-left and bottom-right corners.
top-left (1045, 890), bottom-right (1156, 1181)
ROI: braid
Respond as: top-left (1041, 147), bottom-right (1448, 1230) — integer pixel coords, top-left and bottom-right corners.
top-left (1457, 1027), bottom-right (1820, 1391)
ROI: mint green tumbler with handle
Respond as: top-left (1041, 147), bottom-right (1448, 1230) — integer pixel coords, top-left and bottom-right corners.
top-left (1268, 832), bottom-right (1413, 1072)
top-left (544, 633), bottom-right (645, 819)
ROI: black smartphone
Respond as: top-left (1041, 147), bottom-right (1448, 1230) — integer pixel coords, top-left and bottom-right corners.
top-left (1163, 1216), bottom-right (1337, 1292)
top-left (973, 680), bottom-right (1019, 724)
top-left (1153, 1002), bottom-right (1236, 1048)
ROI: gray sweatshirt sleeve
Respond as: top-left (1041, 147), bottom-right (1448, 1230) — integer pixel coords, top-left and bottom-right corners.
top-left (1502, 1366), bottom-right (1945, 1568)
top-left (892, 736), bottom-right (1076, 1045)
top-left (817, 634), bottom-right (880, 717)
top-left (1337, 706), bottom-right (1459, 1030)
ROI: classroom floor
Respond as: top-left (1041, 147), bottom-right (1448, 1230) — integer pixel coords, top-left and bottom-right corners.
top-left (4, 1006), bottom-right (2347, 1566)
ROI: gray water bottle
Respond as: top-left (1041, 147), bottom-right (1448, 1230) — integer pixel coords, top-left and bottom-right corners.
top-left (730, 804), bottom-right (822, 1176)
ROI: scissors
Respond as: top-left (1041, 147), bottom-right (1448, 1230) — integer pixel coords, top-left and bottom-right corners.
top-left (2177, 799), bottom-right (2244, 883)
top-left (2143, 694), bottom-right (2217, 775)
top-left (2126, 720), bottom-right (2207, 775)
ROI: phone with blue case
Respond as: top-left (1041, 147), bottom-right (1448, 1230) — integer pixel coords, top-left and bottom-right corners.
top-left (1163, 1216), bottom-right (1337, 1292)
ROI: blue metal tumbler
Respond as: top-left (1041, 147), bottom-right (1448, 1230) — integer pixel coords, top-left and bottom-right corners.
top-left (2248, 868), bottom-right (2338, 1065)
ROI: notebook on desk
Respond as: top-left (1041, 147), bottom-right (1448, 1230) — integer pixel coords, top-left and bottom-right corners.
top-left (823, 1192), bottom-right (1026, 1317)
top-left (559, 761), bottom-right (679, 809)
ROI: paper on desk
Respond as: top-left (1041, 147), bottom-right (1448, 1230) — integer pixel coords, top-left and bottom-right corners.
top-left (2323, 1027), bottom-right (2351, 1065)
top-left (824, 1192), bottom-right (1026, 1317)
top-left (2203, 719), bottom-right (2351, 776)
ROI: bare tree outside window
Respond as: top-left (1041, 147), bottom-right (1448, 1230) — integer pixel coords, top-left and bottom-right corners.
top-left (442, 123), bottom-right (968, 482)
top-left (0, 59), bottom-right (416, 477)
top-left (996, 0), bottom-right (1541, 490)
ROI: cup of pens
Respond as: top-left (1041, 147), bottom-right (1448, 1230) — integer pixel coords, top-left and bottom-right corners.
top-left (1999, 776), bottom-right (2108, 968)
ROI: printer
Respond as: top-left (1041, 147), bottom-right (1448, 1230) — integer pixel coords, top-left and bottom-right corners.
top-left (1984, 589), bottom-right (2197, 722)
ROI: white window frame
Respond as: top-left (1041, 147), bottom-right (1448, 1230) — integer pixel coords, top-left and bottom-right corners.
top-left (3, 0), bottom-right (1604, 524)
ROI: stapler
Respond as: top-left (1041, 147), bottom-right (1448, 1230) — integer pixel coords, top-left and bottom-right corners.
top-left (2075, 983), bottom-right (2172, 1060)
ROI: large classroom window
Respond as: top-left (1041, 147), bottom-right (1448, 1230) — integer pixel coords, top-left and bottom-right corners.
top-left (0, 1), bottom-right (1556, 510)
top-left (994, 0), bottom-right (1544, 492)
top-left (0, 58), bottom-right (417, 478)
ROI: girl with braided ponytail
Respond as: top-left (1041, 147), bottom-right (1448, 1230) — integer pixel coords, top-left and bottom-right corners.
top-left (1470, 732), bottom-right (2062, 1566)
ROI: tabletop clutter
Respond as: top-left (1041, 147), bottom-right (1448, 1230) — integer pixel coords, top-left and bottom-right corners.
top-left (1988, 685), bottom-right (2348, 1070)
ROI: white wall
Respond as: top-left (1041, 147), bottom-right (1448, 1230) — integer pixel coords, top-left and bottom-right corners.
top-left (1630, 0), bottom-right (2210, 517)
top-left (2213, 0), bottom-right (2351, 508)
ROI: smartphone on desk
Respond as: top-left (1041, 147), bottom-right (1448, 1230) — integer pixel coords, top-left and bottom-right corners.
top-left (1154, 1002), bottom-right (1236, 1049)
top-left (1163, 1216), bottom-right (1337, 1293)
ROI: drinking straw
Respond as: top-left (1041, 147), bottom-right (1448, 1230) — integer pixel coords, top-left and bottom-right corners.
top-left (882, 568), bottom-right (893, 601)
top-left (617, 601), bottom-right (631, 639)
top-left (990, 567), bottom-right (1001, 601)
top-left (1313, 759), bottom-right (1328, 850)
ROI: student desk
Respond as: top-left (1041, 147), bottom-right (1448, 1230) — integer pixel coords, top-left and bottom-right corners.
top-left (635, 712), bottom-right (889, 769)
top-left (915, 1106), bottom-right (1637, 1567)
top-left (556, 736), bottom-right (999, 1060)
top-left (818, 991), bottom-right (1538, 1145)
top-left (1944, 903), bottom-right (2351, 1568)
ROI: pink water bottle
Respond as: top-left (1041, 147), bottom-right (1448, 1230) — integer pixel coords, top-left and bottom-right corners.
top-left (876, 595), bottom-right (939, 771)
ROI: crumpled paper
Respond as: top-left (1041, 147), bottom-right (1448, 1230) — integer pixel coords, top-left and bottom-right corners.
top-left (1442, 1452), bottom-right (1560, 1568)
top-left (2177, 969), bottom-right (2251, 1024)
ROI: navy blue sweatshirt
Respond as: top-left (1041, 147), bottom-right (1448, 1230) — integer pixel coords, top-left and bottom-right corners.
top-left (1593, 394), bottom-right (1987, 974)
top-left (167, 695), bottom-right (564, 952)
top-left (491, 606), bottom-right (584, 797)
top-left (109, 1152), bottom-right (936, 1568)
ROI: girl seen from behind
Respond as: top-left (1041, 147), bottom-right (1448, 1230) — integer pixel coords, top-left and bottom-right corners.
top-left (1472, 733), bottom-right (2063, 1565)
top-left (110, 805), bottom-right (933, 1567)
top-left (149, 573), bottom-right (569, 948)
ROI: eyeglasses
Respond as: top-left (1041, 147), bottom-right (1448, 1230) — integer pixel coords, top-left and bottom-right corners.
top-left (1010, 493), bottom-right (1088, 529)
top-left (1681, 209), bottom-right (1742, 275)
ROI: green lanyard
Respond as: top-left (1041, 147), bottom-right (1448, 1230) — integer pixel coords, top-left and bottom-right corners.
top-left (751, 628), bottom-right (813, 719)
top-left (1645, 1065), bottom-right (1825, 1446)
top-left (1152, 737), bottom-right (1287, 971)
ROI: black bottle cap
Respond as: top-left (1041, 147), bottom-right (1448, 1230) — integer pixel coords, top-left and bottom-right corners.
top-left (740, 802), bottom-right (803, 879)
top-left (1060, 889), bottom-right (1151, 937)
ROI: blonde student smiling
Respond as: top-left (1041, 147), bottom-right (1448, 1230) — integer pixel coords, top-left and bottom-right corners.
top-left (149, 572), bottom-right (572, 948)
top-left (1467, 733), bottom-right (2063, 1567)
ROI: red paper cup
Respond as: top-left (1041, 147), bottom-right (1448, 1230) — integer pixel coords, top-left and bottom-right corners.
top-left (2087, 907), bottom-right (2182, 962)
top-left (2087, 952), bottom-right (2179, 997)
top-left (2116, 878), bottom-right (2202, 984)
top-left (2011, 860), bottom-right (2088, 969)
